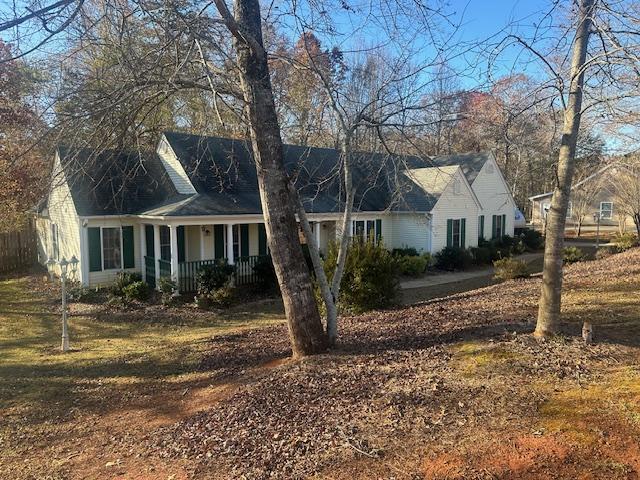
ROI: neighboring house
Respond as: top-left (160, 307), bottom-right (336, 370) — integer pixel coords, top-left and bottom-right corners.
top-left (36, 132), bottom-right (517, 291)
top-left (529, 163), bottom-right (636, 231)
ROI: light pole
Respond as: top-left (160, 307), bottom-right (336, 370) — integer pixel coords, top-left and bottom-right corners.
top-left (46, 255), bottom-right (79, 352)
top-left (593, 212), bottom-right (601, 249)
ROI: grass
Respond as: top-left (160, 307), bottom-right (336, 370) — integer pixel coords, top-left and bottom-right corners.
top-left (0, 276), bottom-right (285, 416)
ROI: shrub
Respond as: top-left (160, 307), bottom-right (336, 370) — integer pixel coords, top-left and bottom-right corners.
top-left (493, 257), bottom-right (529, 281)
top-left (470, 246), bottom-right (492, 265)
top-left (595, 246), bottom-right (616, 260)
top-left (209, 284), bottom-right (236, 308)
top-left (113, 271), bottom-right (142, 295)
top-left (613, 232), bottom-right (638, 251)
top-left (324, 239), bottom-right (399, 314)
top-left (253, 255), bottom-right (278, 289)
top-left (196, 260), bottom-right (235, 294)
top-left (158, 277), bottom-right (177, 306)
top-left (563, 246), bottom-right (585, 264)
top-left (519, 229), bottom-right (544, 251)
top-left (122, 281), bottom-right (149, 301)
top-left (391, 246), bottom-right (419, 257)
top-left (195, 283), bottom-right (236, 309)
top-left (434, 246), bottom-right (473, 271)
top-left (397, 255), bottom-right (428, 276)
top-left (66, 281), bottom-right (102, 303)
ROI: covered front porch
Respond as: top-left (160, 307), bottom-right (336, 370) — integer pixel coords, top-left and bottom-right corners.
top-left (139, 219), bottom-right (336, 292)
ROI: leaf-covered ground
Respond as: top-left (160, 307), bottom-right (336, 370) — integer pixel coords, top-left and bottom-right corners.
top-left (2, 249), bottom-right (640, 479)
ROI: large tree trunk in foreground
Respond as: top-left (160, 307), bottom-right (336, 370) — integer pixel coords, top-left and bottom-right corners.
top-left (535, 0), bottom-right (595, 339)
top-left (230, 0), bottom-right (327, 355)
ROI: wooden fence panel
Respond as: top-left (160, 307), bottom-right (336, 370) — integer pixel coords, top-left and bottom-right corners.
top-left (0, 224), bottom-right (38, 273)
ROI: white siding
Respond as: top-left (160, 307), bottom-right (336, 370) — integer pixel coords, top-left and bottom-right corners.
top-left (86, 219), bottom-right (141, 287)
top-left (40, 153), bottom-right (82, 282)
top-left (389, 214), bottom-right (430, 252)
top-left (472, 156), bottom-right (516, 237)
top-left (157, 135), bottom-right (197, 195)
top-left (430, 169), bottom-right (480, 253)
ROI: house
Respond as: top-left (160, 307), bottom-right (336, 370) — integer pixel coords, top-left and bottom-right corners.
top-left (36, 132), bottom-right (517, 291)
top-left (529, 163), bottom-right (637, 232)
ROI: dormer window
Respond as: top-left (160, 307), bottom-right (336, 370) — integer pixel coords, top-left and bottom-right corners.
top-left (453, 179), bottom-right (461, 194)
top-left (486, 163), bottom-right (495, 174)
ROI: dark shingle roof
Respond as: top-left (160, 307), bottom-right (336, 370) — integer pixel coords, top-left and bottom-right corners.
top-left (57, 147), bottom-right (181, 216)
top-left (429, 152), bottom-right (491, 184)
top-left (55, 135), bottom-right (492, 217)
top-left (155, 132), bottom-right (440, 216)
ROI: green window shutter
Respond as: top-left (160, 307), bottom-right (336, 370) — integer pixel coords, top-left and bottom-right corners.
top-left (446, 219), bottom-right (453, 247)
top-left (461, 218), bottom-right (466, 248)
top-left (145, 225), bottom-right (155, 258)
top-left (258, 224), bottom-right (267, 256)
top-left (240, 224), bottom-right (249, 257)
top-left (122, 226), bottom-right (135, 269)
top-left (88, 227), bottom-right (102, 272)
top-left (375, 219), bottom-right (382, 241)
top-left (491, 215), bottom-right (497, 239)
top-left (177, 226), bottom-right (185, 262)
top-left (214, 225), bottom-right (225, 259)
top-left (502, 214), bottom-right (506, 235)
top-left (479, 215), bottom-right (484, 240)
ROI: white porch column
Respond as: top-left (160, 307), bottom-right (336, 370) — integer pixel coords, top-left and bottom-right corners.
top-left (169, 224), bottom-right (179, 289)
top-left (314, 221), bottom-right (321, 250)
top-left (139, 224), bottom-right (146, 281)
top-left (153, 224), bottom-right (161, 287)
top-left (200, 225), bottom-right (206, 261)
top-left (79, 220), bottom-right (89, 287)
top-left (226, 223), bottom-right (234, 264)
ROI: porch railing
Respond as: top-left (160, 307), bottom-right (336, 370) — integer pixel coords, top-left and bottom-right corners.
top-left (175, 255), bottom-right (270, 292)
top-left (144, 256), bottom-right (156, 289)
top-left (234, 255), bottom-right (266, 286)
top-left (177, 259), bottom-right (219, 293)
top-left (158, 259), bottom-right (171, 280)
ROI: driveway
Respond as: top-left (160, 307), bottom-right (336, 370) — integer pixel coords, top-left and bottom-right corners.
top-left (400, 253), bottom-right (543, 290)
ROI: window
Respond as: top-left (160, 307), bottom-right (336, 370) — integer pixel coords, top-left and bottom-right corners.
top-left (486, 163), bottom-right (495, 174)
top-left (351, 219), bottom-right (382, 241)
top-left (541, 202), bottom-right (551, 218)
top-left (600, 202), bottom-right (613, 219)
top-left (50, 223), bottom-right (59, 260)
top-left (102, 227), bottom-right (122, 270)
top-left (452, 219), bottom-right (461, 247)
top-left (492, 214), bottom-right (506, 239)
top-left (446, 218), bottom-right (466, 248)
top-left (453, 179), bottom-right (461, 194)
top-left (159, 226), bottom-right (171, 261)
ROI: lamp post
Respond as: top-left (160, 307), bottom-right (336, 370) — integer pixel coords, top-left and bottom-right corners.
top-left (593, 212), bottom-right (601, 249)
top-left (46, 255), bottom-right (79, 352)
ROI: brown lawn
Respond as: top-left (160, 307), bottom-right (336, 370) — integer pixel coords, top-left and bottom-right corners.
top-left (1, 249), bottom-right (640, 479)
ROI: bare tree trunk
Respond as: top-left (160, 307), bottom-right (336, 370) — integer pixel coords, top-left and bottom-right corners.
top-left (229, 0), bottom-right (327, 355)
top-left (535, 0), bottom-right (595, 339)
top-left (330, 137), bottom-right (356, 334)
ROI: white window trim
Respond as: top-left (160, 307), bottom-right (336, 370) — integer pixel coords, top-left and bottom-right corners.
top-left (352, 218), bottom-right (381, 241)
top-left (600, 201), bottom-right (613, 219)
top-left (452, 219), bottom-right (462, 247)
top-left (100, 226), bottom-right (124, 271)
